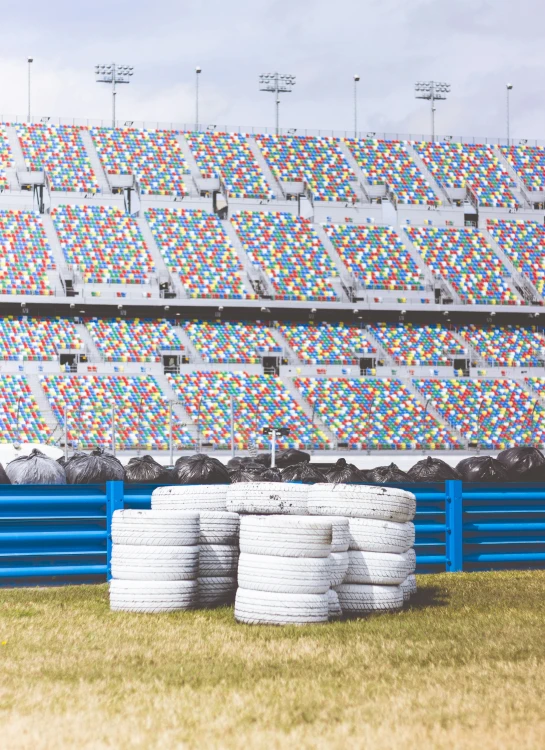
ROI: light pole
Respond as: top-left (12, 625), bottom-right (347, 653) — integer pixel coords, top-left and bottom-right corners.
top-left (262, 426), bottom-right (290, 468)
top-left (415, 80), bottom-right (450, 141)
top-left (27, 57), bottom-right (33, 122)
top-left (95, 63), bottom-right (134, 128)
top-left (353, 74), bottom-right (360, 138)
top-left (195, 67), bottom-right (201, 130)
top-left (259, 73), bottom-right (296, 135)
top-left (506, 83), bottom-right (513, 146)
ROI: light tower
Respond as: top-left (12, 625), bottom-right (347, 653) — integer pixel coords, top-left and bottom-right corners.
top-left (259, 73), bottom-right (296, 135)
top-left (506, 83), bottom-right (513, 146)
top-left (414, 80), bottom-right (450, 141)
top-left (195, 67), bottom-right (202, 130)
top-left (353, 74), bottom-right (360, 138)
top-left (95, 63), bottom-right (134, 128)
top-left (27, 57), bottom-right (33, 122)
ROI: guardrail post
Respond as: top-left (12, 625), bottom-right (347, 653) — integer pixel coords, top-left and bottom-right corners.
top-left (106, 481), bottom-right (124, 581)
top-left (445, 480), bottom-right (463, 572)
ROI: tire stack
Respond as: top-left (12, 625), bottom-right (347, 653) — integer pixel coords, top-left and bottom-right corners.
top-left (308, 484), bottom-right (417, 617)
top-left (151, 485), bottom-right (239, 607)
top-left (235, 515), bottom-right (332, 625)
top-left (109, 509), bottom-right (200, 612)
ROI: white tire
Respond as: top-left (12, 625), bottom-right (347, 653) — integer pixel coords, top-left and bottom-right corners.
top-left (198, 576), bottom-right (237, 607)
top-left (400, 574), bottom-right (417, 602)
top-left (226, 482), bottom-right (308, 515)
top-left (309, 516), bottom-right (349, 552)
top-left (240, 516), bottom-right (332, 558)
top-left (235, 588), bottom-right (329, 625)
top-left (403, 549), bottom-right (416, 573)
top-left (348, 518), bottom-right (415, 553)
top-left (308, 484), bottom-right (416, 523)
top-left (111, 510), bottom-right (199, 546)
top-left (345, 550), bottom-right (412, 585)
top-left (335, 583), bottom-right (403, 614)
top-left (237, 553), bottom-right (331, 594)
top-left (199, 511), bottom-right (239, 545)
top-left (109, 579), bottom-right (198, 612)
top-left (111, 544), bottom-right (199, 581)
top-left (199, 545), bottom-right (239, 576)
top-left (328, 589), bottom-right (342, 620)
top-left (152, 484), bottom-right (228, 511)
top-left (329, 551), bottom-right (349, 587)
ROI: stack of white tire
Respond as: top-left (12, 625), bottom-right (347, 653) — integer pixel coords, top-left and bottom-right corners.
top-left (308, 484), bottom-right (417, 616)
top-left (109, 509), bottom-right (200, 612)
top-left (151, 485), bottom-right (239, 607)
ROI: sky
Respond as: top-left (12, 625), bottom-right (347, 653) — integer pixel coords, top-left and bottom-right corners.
top-left (0, 0), bottom-right (543, 140)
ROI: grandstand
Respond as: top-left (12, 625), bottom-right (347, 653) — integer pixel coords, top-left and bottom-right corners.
top-left (0, 121), bottom-right (543, 457)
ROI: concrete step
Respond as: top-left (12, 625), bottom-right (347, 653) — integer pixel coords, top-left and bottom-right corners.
top-left (175, 134), bottom-right (201, 197)
top-left (4, 126), bottom-right (27, 172)
top-left (79, 129), bottom-right (111, 195)
top-left (494, 146), bottom-right (533, 209)
top-left (246, 136), bottom-right (284, 198)
top-left (403, 378), bottom-right (466, 445)
top-left (281, 376), bottom-right (337, 442)
top-left (222, 219), bottom-right (274, 297)
top-left (152, 369), bottom-right (198, 437)
top-left (26, 373), bottom-right (61, 439)
top-left (481, 226), bottom-right (543, 305)
top-left (75, 323), bottom-right (104, 362)
top-left (136, 215), bottom-right (184, 297)
top-left (404, 143), bottom-right (450, 206)
top-left (41, 214), bottom-right (71, 277)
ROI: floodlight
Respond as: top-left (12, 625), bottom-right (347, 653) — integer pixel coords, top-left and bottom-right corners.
top-left (95, 63), bottom-right (135, 127)
top-left (414, 80), bottom-right (450, 140)
top-left (259, 72), bottom-right (296, 133)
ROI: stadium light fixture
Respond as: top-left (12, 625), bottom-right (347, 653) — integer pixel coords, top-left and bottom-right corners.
top-left (506, 83), bottom-right (513, 146)
top-left (259, 73), bottom-right (296, 134)
top-left (27, 57), bottom-right (33, 122)
top-left (353, 75), bottom-right (360, 138)
top-left (414, 80), bottom-right (450, 141)
top-left (195, 67), bottom-right (202, 131)
top-left (95, 63), bottom-right (134, 128)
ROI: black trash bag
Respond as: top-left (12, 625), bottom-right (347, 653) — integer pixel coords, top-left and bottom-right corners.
top-left (258, 467), bottom-right (283, 482)
top-left (65, 448), bottom-right (125, 484)
top-left (255, 453), bottom-right (272, 468)
top-left (366, 463), bottom-right (414, 486)
top-left (57, 451), bottom-right (86, 469)
top-left (456, 455), bottom-right (509, 483)
top-left (228, 465), bottom-right (267, 483)
top-left (176, 454), bottom-right (231, 485)
top-left (6, 449), bottom-right (66, 485)
top-left (281, 461), bottom-right (327, 484)
top-left (228, 461), bottom-right (264, 476)
top-left (175, 455), bottom-right (197, 466)
top-left (408, 456), bottom-right (461, 483)
top-left (125, 455), bottom-right (172, 484)
top-left (496, 446), bottom-right (545, 481)
top-left (227, 457), bottom-right (245, 469)
top-left (0, 462), bottom-right (11, 484)
top-left (276, 449), bottom-right (311, 468)
top-left (325, 458), bottom-right (362, 485)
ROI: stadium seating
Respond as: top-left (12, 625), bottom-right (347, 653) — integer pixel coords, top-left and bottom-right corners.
top-left (0, 210), bottom-right (55, 295)
top-left (344, 138), bottom-right (437, 204)
top-left (254, 134), bottom-right (357, 201)
top-left (15, 124), bottom-right (99, 192)
top-left (168, 371), bottom-right (328, 448)
top-left (185, 132), bottom-right (272, 199)
top-left (295, 377), bottom-right (459, 449)
top-left (40, 374), bottom-right (193, 450)
top-left (414, 378), bottom-right (544, 448)
top-left (324, 223), bottom-right (425, 290)
top-left (90, 127), bottom-right (188, 196)
top-left (52, 204), bottom-right (155, 284)
top-left (412, 141), bottom-right (517, 208)
top-left (85, 318), bottom-right (183, 362)
top-left (458, 325), bottom-right (545, 366)
top-left (371, 323), bottom-right (466, 365)
top-left (405, 226), bottom-right (521, 305)
top-left (487, 218), bottom-right (545, 296)
top-left (278, 322), bottom-right (375, 364)
top-left (499, 144), bottom-right (545, 192)
top-left (231, 211), bottom-right (338, 301)
top-left (182, 320), bottom-right (280, 363)
top-left (0, 125), bottom-right (13, 190)
top-left (146, 207), bottom-right (251, 299)
top-left (0, 317), bottom-right (81, 360)
top-left (0, 374), bottom-right (49, 443)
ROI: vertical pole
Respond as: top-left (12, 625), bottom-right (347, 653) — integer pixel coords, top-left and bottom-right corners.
top-left (230, 395), bottom-right (235, 459)
top-left (111, 403), bottom-right (116, 456)
top-left (112, 66), bottom-right (116, 129)
top-left (271, 429), bottom-right (276, 468)
top-left (506, 87), bottom-right (510, 146)
top-left (353, 77), bottom-right (358, 138)
top-left (106, 480), bottom-right (124, 582)
top-left (445, 480), bottom-right (463, 572)
top-left (431, 93), bottom-right (435, 141)
top-left (28, 59), bottom-right (31, 122)
top-left (169, 400), bottom-right (174, 465)
top-left (195, 69), bottom-right (199, 130)
top-left (275, 75), bottom-right (280, 135)
top-left (64, 404), bottom-right (68, 462)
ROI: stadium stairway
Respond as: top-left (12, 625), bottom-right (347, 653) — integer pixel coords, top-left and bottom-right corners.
top-left (175, 134), bottom-right (207, 197)
top-left (79, 129), bottom-right (112, 195)
top-left (169, 324), bottom-right (203, 363)
top-left (151, 368), bottom-right (199, 444)
top-left (282, 376), bottom-right (337, 443)
top-left (136, 215), bottom-right (182, 297)
top-left (494, 147), bottom-right (534, 209)
top-left (313, 224), bottom-right (358, 302)
top-left (222, 219), bottom-right (274, 298)
top-left (359, 328), bottom-right (396, 367)
top-left (40, 214), bottom-right (73, 285)
top-left (401, 228), bottom-right (463, 305)
top-left (27, 374), bottom-right (59, 439)
top-left (4, 125), bottom-right (27, 175)
top-left (402, 378), bottom-right (466, 445)
top-left (76, 323), bottom-right (105, 362)
top-left (336, 141), bottom-right (375, 204)
top-left (481, 224), bottom-right (544, 306)
top-left (404, 143), bottom-right (452, 206)
top-left (268, 326), bottom-right (300, 365)
top-left (247, 136), bottom-right (286, 198)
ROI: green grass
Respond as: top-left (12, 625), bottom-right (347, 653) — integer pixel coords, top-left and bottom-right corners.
top-left (1, 571), bottom-right (544, 749)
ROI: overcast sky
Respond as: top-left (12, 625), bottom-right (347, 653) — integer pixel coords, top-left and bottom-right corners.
top-left (0, 0), bottom-right (543, 140)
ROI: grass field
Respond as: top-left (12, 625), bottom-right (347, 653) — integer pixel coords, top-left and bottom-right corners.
top-left (1, 571), bottom-right (544, 750)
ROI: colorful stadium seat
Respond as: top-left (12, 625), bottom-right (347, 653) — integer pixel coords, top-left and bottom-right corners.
top-left (40, 374), bottom-right (193, 450)
top-left (183, 320), bottom-right (280, 363)
top-left (85, 318), bottom-right (183, 362)
top-left (146, 207), bottom-right (252, 299)
top-left (278, 322), bottom-right (375, 364)
top-left (0, 374), bottom-right (49, 444)
top-left (415, 378), bottom-right (545, 449)
top-left (344, 138), bottom-right (437, 204)
top-left (325, 223), bottom-right (424, 290)
top-left (168, 371), bottom-right (328, 449)
top-left (0, 210), bottom-right (55, 295)
top-left (185, 132), bottom-right (272, 199)
top-left (52, 204), bottom-right (155, 284)
top-left (15, 124), bottom-right (99, 192)
top-left (231, 211), bottom-right (338, 301)
top-left (0, 125), bottom-right (13, 191)
top-left (458, 325), bottom-right (545, 366)
top-left (90, 127), bottom-right (189, 196)
top-left (254, 134), bottom-right (357, 202)
top-left (405, 226), bottom-right (521, 305)
top-left (0, 317), bottom-right (81, 360)
top-left (487, 218), bottom-right (545, 296)
top-left (371, 323), bottom-right (466, 366)
top-left (295, 377), bottom-right (459, 449)
top-left (499, 144), bottom-right (545, 192)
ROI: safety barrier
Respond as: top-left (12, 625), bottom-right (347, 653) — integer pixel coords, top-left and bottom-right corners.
top-left (0, 481), bottom-right (544, 587)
